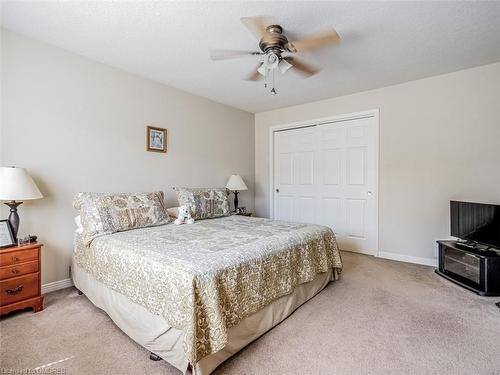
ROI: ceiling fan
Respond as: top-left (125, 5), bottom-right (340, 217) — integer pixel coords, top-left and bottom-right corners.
top-left (210, 16), bottom-right (341, 95)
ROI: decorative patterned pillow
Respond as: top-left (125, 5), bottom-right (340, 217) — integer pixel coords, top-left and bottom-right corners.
top-left (174, 187), bottom-right (230, 220)
top-left (73, 191), bottom-right (169, 243)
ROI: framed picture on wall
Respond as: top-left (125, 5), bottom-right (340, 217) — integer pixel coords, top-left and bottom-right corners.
top-left (146, 126), bottom-right (167, 153)
top-left (0, 220), bottom-right (15, 248)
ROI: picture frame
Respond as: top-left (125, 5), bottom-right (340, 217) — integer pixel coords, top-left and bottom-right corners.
top-left (0, 220), bottom-right (15, 248)
top-left (146, 126), bottom-right (167, 153)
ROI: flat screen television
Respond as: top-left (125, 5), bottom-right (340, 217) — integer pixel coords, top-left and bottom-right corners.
top-left (451, 200), bottom-right (500, 249)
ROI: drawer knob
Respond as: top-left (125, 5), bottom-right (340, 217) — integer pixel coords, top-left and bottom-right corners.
top-left (11, 269), bottom-right (20, 274)
top-left (11, 256), bottom-right (19, 262)
top-left (6, 285), bottom-right (23, 295)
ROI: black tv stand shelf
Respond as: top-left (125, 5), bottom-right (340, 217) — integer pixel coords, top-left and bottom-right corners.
top-left (436, 241), bottom-right (500, 296)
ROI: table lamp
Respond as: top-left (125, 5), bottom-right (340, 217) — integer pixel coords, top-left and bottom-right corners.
top-left (0, 167), bottom-right (43, 240)
top-left (226, 174), bottom-right (248, 212)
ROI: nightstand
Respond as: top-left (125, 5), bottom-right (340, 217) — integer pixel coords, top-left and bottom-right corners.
top-left (0, 242), bottom-right (43, 315)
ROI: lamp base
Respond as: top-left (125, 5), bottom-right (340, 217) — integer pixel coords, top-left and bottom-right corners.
top-left (233, 191), bottom-right (239, 212)
top-left (4, 201), bottom-right (22, 241)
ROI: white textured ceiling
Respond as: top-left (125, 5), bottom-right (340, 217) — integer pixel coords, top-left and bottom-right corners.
top-left (2, 1), bottom-right (500, 113)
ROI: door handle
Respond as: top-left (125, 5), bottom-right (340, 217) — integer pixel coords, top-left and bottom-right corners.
top-left (276, 189), bottom-right (279, 193)
top-left (367, 191), bottom-right (373, 196)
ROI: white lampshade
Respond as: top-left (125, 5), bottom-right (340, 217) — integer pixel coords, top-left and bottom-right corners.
top-left (226, 174), bottom-right (248, 191)
top-left (0, 167), bottom-right (43, 201)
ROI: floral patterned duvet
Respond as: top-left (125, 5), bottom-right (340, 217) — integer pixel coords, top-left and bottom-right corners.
top-left (73, 215), bottom-right (342, 363)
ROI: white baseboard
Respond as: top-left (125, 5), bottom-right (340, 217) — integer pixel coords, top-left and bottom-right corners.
top-left (377, 251), bottom-right (437, 267)
top-left (42, 278), bottom-right (74, 294)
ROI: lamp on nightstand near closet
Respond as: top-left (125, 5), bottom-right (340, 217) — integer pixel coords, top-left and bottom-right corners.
top-left (226, 174), bottom-right (248, 212)
top-left (0, 166), bottom-right (43, 240)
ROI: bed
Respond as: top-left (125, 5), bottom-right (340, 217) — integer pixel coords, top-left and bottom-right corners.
top-left (72, 210), bottom-right (342, 374)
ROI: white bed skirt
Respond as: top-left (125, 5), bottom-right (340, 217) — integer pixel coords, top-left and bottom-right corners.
top-left (72, 261), bottom-right (335, 375)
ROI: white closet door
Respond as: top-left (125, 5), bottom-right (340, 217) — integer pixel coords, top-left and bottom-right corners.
top-left (317, 117), bottom-right (377, 254)
top-left (273, 126), bottom-right (317, 224)
top-left (273, 116), bottom-right (378, 255)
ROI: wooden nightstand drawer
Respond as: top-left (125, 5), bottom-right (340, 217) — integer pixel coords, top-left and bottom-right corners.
top-left (0, 273), bottom-right (39, 306)
top-left (0, 243), bottom-right (43, 315)
top-left (0, 260), bottom-right (39, 280)
top-left (0, 248), bottom-right (38, 267)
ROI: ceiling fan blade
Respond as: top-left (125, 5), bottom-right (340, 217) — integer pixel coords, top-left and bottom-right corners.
top-left (283, 56), bottom-right (321, 77)
top-left (210, 49), bottom-right (262, 61)
top-left (240, 16), bottom-right (274, 40)
top-left (244, 64), bottom-right (264, 81)
top-left (287, 29), bottom-right (340, 52)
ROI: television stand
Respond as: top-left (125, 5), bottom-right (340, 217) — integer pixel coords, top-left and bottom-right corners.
top-left (436, 241), bottom-right (500, 297)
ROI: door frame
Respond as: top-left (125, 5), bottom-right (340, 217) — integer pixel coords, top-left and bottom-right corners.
top-left (269, 109), bottom-right (380, 256)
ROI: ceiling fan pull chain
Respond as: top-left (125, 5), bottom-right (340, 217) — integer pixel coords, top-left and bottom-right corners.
top-left (270, 68), bottom-right (277, 95)
top-left (273, 68), bottom-right (275, 91)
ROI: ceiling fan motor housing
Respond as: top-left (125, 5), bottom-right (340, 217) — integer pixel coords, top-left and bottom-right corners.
top-left (259, 24), bottom-right (289, 54)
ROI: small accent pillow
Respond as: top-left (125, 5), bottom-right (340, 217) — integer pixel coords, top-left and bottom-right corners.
top-left (166, 206), bottom-right (179, 218)
top-left (174, 187), bottom-right (230, 220)
top-left (73, 191), bottom-right (169, 243)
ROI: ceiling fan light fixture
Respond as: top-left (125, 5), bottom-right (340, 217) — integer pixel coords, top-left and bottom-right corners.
top-left (257, 63), bottom-right (266, 76)
top-left (278, 59), bottom-right (292, 74)
top-left (264, 52), bottom-right (279, 69)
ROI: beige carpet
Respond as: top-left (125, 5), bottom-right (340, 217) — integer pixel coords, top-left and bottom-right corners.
top-left (1, 252), bottom-right (499, 375)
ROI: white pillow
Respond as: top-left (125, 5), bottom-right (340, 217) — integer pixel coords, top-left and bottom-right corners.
top-left (74, 215), bottom-right (83, 234)
top-left (167, 207), bottom-right (179, 218)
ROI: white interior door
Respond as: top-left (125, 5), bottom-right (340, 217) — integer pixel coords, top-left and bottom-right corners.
top-left (316, 117), bottom-right (377, 254)
top-left (273, 126), bottom-right (317, 224)
top-left (273, 115), bottom-right (378, 255)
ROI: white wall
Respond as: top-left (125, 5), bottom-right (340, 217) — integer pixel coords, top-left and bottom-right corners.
top-left (1, 30), bottom-right (255, 285)
top-left (255, 62), bottom-right (500, 263)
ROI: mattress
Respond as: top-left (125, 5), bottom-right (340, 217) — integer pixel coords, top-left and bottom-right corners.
top-left (73, 215), bottom-right (342, 367)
